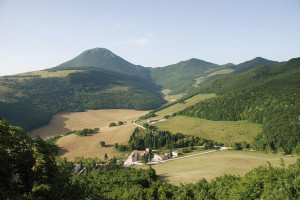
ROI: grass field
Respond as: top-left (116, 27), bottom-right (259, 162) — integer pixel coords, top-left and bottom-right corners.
top-left (31, 109), bottom-right (148, 139)
top-left (138, 150), bottom-right (298, 185)
top-left (138, 93), bottom-right (216, 125)
top-left (16, 70), bottom-right (82, 78)
top-left (56, 123), bottom-right (136, 161)
top-left (31, 109), bottom-right (148, 161)
top-left (207, 68), bottom-right (235, 77)
top-left (155, 116), bottom-right (261, 143)
top-left (161, 89), bottom-right (184, 102)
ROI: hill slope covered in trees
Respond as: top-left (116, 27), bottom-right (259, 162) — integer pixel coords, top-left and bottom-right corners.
top-left (0, 68), bottom-right (165, 131)
top-left (175, 58), bottom-right (300, 153)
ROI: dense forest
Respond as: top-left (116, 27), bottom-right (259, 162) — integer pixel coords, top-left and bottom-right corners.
top-left (175, 58), bottom-right (300, 153)
top-left (0, 68), bottom-right (165, 131)
top-left (128, 126), bottom-right (215, 151)
top-left (1, 120), bottom-right (299, 200)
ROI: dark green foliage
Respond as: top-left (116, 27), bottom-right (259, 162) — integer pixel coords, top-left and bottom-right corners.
top-left (128, 127), bottom-right (210, 151)
top-left (176, 58), bottom-right (300, 153)
top-left (75, 128), bottom-right (98, 136)
top-left (100, 141), bottom-right (105, 147)
top-left (0, 68), bottom-right (165, 131)
top-left (150, 58), bottom-right (220, 94)
top-left (0, 120), bottom-right (79, 199)
top-left (109, 122), bottom-right (117, 127)
top-left (117, 121), bottom-right (124, 125)
top-left (164, 115), bottom-right (171, 119)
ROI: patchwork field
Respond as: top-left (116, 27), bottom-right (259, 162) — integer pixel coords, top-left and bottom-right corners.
top-left (31, 109), bottom-right (148, 139)
top-left (155, 116), bottom-right (261, 143)
top-left (138, 150), bottom-right (298, 185)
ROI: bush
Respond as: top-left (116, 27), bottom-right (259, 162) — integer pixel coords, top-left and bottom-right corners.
top-left (100, 141), bottom-right (105, 147)
top-left (109, 122), bottom-right (117, 127)
top-left (164, 115), bottom-right (171, 119)
top-left (118, 121), bottom-right (124, 126)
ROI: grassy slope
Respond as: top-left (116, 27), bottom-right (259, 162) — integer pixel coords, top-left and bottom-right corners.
top-left (32, 109), bottom-right (148, 139)
top-left (155, 116), bottom-right (262, 144)
top-left (32, 109), bottom-right (149, 161)
top-left (138, 150), bottom-right (298, 185)
top-left (138, 93), bottom-right (216, 125)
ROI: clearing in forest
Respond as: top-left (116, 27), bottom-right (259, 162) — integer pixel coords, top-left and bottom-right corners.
top-left (137, 150), bottom-right (298, 185)
top-left (155, 116), bottom-right (261, 143)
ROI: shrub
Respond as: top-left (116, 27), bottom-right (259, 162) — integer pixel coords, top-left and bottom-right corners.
top-left (100, 141), bottom-right (105, 147)
top-left (109, 122), bottom-right (117, 127)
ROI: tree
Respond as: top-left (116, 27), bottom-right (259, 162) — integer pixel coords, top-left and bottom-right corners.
top-left (241, 141), bottom-right (249, 149)
top-left (164, 115), bottom-right (171, 119)
top-left (0, 119), bottom-right (79, 199)
top-left (104, 153), bottom-right (108, 161)
top-left (232, 142), bottom-right (242, 150)
top-left (100, 141), bottom-right (105, 147)
top-left (109, 122), bottom-right (117, 127)
top-left (118, 121), bottom-right (124, 126)
top-left (114, 143), bottom-right (119, 149)
top-left (94, 128), bottom-right (100, 133)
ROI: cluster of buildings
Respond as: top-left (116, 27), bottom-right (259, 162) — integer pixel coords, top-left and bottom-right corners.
top-left (123, 148), bottom-right (179, 167)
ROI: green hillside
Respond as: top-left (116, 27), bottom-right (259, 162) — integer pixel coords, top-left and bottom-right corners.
top-left (150, 58), bottom-right (221, 94)
top-left (56, 48), bottom-right (152, 80)
top-left (0, 68), bottom-right (165, 132)
top-left (232, 57), bottom-right (282, 74)
top-left (175, 58), bottom-right (300, 153)
top-left (150, 57), bottom-right (282, 95)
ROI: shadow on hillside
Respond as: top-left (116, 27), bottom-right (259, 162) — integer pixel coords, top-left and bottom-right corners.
top-left (31, 114), bottom-right (72, 139)
top-left (158, 173), bottom-right (172, 183)
top-left (104, 144), bottom-right (114, 148)
top-left (58, 147), bottom-right (69, 157)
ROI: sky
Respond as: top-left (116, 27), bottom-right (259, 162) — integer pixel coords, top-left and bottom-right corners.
top-left (0, 0), bottom-right (299, 76)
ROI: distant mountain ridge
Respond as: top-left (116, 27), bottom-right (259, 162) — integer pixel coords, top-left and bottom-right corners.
top-left (54, 48), bottom-right (283, 95)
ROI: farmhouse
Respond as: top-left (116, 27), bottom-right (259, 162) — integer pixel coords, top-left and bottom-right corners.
top-left (123, 148), bottom-right (150, 166)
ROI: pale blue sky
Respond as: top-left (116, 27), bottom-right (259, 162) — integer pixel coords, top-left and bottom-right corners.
top-left (0, 0), bottom-right (299, 76)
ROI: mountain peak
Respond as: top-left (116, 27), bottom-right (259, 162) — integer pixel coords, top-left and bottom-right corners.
top-left (56, 48), bottom-right (151, 79)
top-left (82, 48), bottom-right (116, 58)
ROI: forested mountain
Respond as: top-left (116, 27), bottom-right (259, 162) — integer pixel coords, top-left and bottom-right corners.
top-left (149, 57), bottom-right (282, 95)
top-left (0, 68), bottom-right (165, 131)
top-left (175, 58), bottom-right (300, 153)
top-left (56, 48), bottom-right (152, 80)
top-left (232, 57), bottom-right (283, 74)
top-left (150, 58), bottom-right (221, 94)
